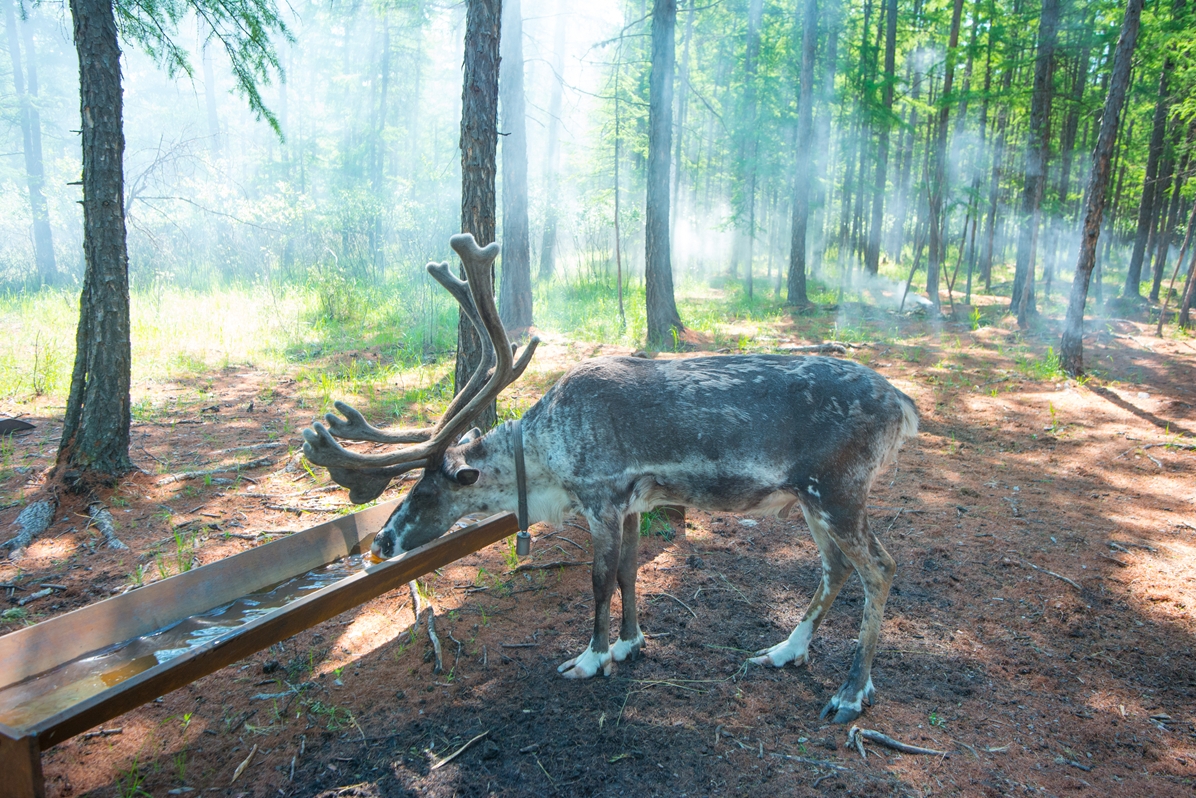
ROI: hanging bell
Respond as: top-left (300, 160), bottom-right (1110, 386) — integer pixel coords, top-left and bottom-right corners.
top-left (515, 530), bottom-right (531, 557)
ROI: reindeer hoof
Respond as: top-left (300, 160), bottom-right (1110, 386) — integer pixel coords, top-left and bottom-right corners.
top-left (749, 640), bottom-right (810, 668)
top-left (611, 632), bottom-right (645, 662)
top-left (820, 678), bottom-right (875, 724)
top-left (557, 645), bottom-right (612, 679)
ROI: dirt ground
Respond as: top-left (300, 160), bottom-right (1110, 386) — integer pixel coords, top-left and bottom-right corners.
top-left (2, 304), bottom-right (1195, 797)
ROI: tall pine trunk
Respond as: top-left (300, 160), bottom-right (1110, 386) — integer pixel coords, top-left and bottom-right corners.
top-left (927, 0), bottom-right (964, 310)
top-left (498, 0), bottom-right (532, 331)
top-left (740, 0), bottom-right (764, 298)
top-left (58, 0), bottom-right (133, 479)
top-left (537, 2), bottom-right (566, 282)
top-left (866, 0), bottom-right (897, 275)
top-left (455, 0), bottom-right (501, 429)
top-left (1124, 65), bottom-right (1171, 298)
top-left (787, 0), bottom-right (817, 306)
top-left (5, 0), bottom-right (56, 285)
top-left (645, 0), bottom-right (684, 346)
top-left (1011, 0), bottom-right (1060, 327)
top-left (1060, 0), bottom-right (1142, 376)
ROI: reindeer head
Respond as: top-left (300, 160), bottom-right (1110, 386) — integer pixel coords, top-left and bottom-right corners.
top-left (301, 234), bottom-right (539, 559)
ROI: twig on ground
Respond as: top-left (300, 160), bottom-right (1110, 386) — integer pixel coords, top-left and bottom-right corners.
top-left (778, 342), bottom-right (849, 354)
top-left (512, 559), bottom-right (588, 573)
top-left (230, 744), bottom-right (258, 784)
top-left (157, 455), bottom-right (276, 485)
top-left (1020, 559), bottom-right (1082, 591)
top-left (425, 607), bottom-right (444, 674)
top-left (649, 591), bottom-right (697, 618)
top-left (82, 728), bottom-right (123, 740)
top-left (429, 730), bottom-right (489, 771)
top-left (1097, 552), bottom-right (1128, 568)
top-left (848, 726), bottom-right (949, 757)
top-left (501, 642), bottom-right (537, 648)
top-left (768, 753), bottom-right (849, 771)
top-left (540, 532), bottom-right (585, 551)
top-left (17, 587), bottom-right (53, 606)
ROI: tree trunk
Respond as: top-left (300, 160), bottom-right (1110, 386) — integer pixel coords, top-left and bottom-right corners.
top-left (455, 0), bottom-right (501, 430)
top-left (645, 0), bottom-right (684, 346)
top-left (671, 0), bottom-right (694, 247)
top-left (1150, 121), bottom-right (1193, 301)
top-left (1060, 0), bottom-right (1142, 376)
top-left (927, 0), bottom-right (964, 310)
top-left (58, 0), bottom-right (133, 479)
top-left (498, 0), bottom-right (532, 332)
top-left (5, 0), bottom-right (56, 285)
top-left (787, 0), bottom-right (818, 307)
top-left (866, 0), bottom-right (897, 275)
top-left (1123, 65), bottom-right (1171, 298)
top-left (1011, 0), bottom-right (1059, 327)
top-left (537, 2), bottom-right (566, 282)
top-left (740, 0), bottom-right (764, 299)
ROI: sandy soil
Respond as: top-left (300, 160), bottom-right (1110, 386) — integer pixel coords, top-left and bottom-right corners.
top-left (2, 307), bottom-right (1195, 797)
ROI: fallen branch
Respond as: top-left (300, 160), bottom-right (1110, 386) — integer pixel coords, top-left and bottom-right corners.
top-left (17, 587), bottom-right (53, 606)
top-left (1020, 560), bottom-right (1082, 591)
top-left (511, 559), bottom-right (588, 573)
top-left (777, 342), bottom-right (849, 354)
top-left (425, 607), bottom-right (443, 674)
top-left (157, 455), bottom-right (276, 485)
top-left (230, 744), bottom-right (257, 784)
top-left (81, 728), bottom-right (122, 740)
top-left (848, 726), bottom-right (949, 758)
top-left (429, 730), bottom-right (489, 771)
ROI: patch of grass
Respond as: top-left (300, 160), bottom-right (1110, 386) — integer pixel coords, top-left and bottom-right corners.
top-left (1014, 346), bottom-right (1064, 382)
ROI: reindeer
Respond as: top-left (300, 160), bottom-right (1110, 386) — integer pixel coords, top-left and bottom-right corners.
top-left (302, 234), bottom-right (919, 723)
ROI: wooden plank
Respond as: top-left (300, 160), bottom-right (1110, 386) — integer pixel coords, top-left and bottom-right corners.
top-left (31, 513), bottom-right (517, 749)
top-left (0, 723), bottom-right (44, 798)
top-left (0, 501), bottom-right (399, 690)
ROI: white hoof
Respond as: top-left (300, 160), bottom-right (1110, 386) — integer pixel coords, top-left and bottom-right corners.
top-left (557, 644), bottom-right (612, 679)
top-left (611, 630), bottom-right (645, 662)
top-left (749, 621), bottom-right (813, 668)
top-left (749, 638), bottom-right (811, 668)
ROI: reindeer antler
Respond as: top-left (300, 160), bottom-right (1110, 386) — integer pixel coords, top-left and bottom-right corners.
top-left (301, 234), bottom-right (540, 502)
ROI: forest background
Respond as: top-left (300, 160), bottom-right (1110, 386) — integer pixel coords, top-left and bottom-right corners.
top-left (1, 0), bottom-right (1195, 410)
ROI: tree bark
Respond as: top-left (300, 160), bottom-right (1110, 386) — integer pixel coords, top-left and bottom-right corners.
top-left (927, 0), bottom-right (964, 311)
top-left (5, 0), bottom-right (56, 285)
top-left (455, 0), bottom-right (501, 429)
top-left (537, 1), bottom-right (565, 282)
top-left (58, 0), bottom-right (133, 479)
top-left (671, 0), bottom-right (694, 249)
top-left (787, 0), bottom-right (817, 307)
top-left (498, 0), bottom-right (532, 332)
top-left (1150, 121), bottom-right (1193, 301)
top-left (645, 0), bottom-right (684, 346)
top-left (739, 0), bottom-right (764, 299)
top-left (1060, 0), bottom-right (1142, 376)
top-left (1123, 65), bottom-right (1171, 298)
top-left (866, 0), bottom-right (897, 275)
top-left (1011, 0), bottom-right (1059, 327)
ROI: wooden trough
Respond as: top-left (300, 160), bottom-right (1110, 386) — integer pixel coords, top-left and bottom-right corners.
top-left (0, 503), bottom-right (518, 798)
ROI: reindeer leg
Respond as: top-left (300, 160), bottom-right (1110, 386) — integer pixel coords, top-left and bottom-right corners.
top-left (558, 510), bottom-right (622, 679)
top-left (750, 504), bottom-right (853, 669)
top-left (818, 508), bottom-right (896, 724)
top-left (611, 512), bottom-right (645, 662)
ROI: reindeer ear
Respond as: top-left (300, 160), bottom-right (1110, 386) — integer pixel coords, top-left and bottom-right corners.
top-left (441, 454), bottom-right (480, 485)
top-left (448, 465), bottom-right (480, 485)
top-left (457, 427), bottom-right (483, 445)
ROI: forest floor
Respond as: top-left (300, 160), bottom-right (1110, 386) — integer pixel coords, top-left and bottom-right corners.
top-left (2, 296), bottom-right (1195, 797)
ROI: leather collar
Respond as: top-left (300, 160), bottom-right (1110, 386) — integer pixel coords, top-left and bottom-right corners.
top-left (512, 418), bottom-right (529, 532)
